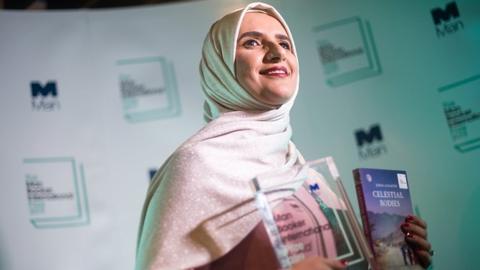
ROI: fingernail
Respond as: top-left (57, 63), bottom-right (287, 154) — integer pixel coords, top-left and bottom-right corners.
top-left (406, 215), bottom-right (414, 222)
top-left (340, 259), bottom-right (348, 266)
top-left (406, 232), bottom-right (413, 238)
top-left (401, 223), bottom-right (409, 229)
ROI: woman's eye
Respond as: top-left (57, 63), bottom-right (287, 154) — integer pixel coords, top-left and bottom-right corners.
top-left (243, 39), bottom-right (260, 47)
top-left (280, 42), bottom-right (291, 50)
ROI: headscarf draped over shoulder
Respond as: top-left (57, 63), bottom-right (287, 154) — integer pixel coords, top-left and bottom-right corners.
top-left (135, 2), bottom-right (302, 269)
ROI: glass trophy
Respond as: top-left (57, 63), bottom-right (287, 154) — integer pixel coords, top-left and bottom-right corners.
top-left (251, 157), bottom-right (373, 270)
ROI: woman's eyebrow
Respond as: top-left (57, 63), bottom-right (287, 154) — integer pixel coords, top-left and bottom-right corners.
top-left (276, 34), bottom-right (291, 43)
top-left (237, 31), bottom-right (262, 42)
top-left (237, 31), bottom-right (291, 43)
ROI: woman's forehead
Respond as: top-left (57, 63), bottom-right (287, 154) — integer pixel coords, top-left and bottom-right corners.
top-left (238, 12), bottom-right (288, 36)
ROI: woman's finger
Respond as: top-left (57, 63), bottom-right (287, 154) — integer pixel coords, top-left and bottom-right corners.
top-left (401, 222), bottom-right (427, 239)
top-left (322, 258), bottom-right (348, 270)
top-left (405, 215), bottom-right (427, 230)
top-left (292, 257), bottom-right (347, 270)
top-left (413, 249), bottom-right (432, 268)
top-left (405, 232), bottom-right (432, 252)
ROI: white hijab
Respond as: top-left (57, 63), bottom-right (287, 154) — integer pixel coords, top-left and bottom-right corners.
top-left (135, 2), bottom-right (303, 269)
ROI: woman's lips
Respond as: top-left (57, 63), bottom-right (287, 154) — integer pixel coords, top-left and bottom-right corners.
top-left (260, 66), bottom-right (289, 78)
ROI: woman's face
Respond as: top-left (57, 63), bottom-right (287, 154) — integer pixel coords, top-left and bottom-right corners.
top-left (235, 12), bottom-right (298, 107)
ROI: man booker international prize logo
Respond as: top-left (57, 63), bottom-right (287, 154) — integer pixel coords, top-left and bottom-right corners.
top-left (31, 81), bottom-right (61, 111)
top-left (431, 1), bottom-right (464, 38)
top-left (354, 124), bottom-right (387, 160)
top-left (116, 56), bottom-right (181, 123)
top-left (23, 157), bottom-right (90, 228)
top-left (439, 74), bottom-right (480, 153)
top-left (313, 17), bottom-right (381, 87)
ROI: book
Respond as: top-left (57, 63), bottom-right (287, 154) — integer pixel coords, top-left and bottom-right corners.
top-left (353, 168), bottom-right (422, 270)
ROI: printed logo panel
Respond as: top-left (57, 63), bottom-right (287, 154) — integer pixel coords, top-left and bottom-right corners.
top-left (354, 124), bottom-right (387, 160)
top-left (439, 74), bottom-right (480, 153)
top-left (430, 1), bottom-right (464, 38)
top-left (313, 17), bottom-right (381, 87)
top-left (116, 56), bottom-right (181, 123)
top-left (23, 157), bottom-right (90, 228)
top-left (31, 81), bottom-right (61, 111)
top-left (397, 174), bottom-right (408, 190)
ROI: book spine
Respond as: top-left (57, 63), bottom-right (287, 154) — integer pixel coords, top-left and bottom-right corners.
top-left (353, 170), bottom-right (375, 258)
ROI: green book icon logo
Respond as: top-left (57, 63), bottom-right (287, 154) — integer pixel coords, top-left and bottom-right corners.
top-left (23, 157), bottom-right (90, 228)
top-left (117, 56), bottom-right (181, 123)
top-left (439, 74), bottom-right (480, 153)
top-left (313, 17), bottom-right (382, 87)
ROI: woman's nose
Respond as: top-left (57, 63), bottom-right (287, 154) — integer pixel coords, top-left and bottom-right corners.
top-left (264, 43), bottom-right (285, 62)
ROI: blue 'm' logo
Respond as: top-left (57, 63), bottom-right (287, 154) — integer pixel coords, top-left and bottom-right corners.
top-left (431, 2), bottom-right (460, 25)
top-left (309, 183), bottom-right (320, 192)
top-left (355, 124), bottom-right (383, 147)
top-left (31, 81), bottom-right (57, 97)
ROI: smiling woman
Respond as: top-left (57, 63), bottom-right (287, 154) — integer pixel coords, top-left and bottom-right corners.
top-left (134, 2), bottom-right (345, 269)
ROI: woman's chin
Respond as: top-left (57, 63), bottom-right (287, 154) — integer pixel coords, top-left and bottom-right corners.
top-left (259, 94), bottom-right (293, 107)
top-left (262, 88), bottom-right (295, 105)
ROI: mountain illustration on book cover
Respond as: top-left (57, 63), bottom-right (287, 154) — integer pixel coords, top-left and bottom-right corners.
top-left (353, 168), bottom-right (422, 270)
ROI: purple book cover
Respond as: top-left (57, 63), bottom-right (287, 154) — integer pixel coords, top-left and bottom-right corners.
top-left (353, 168), bottom-right (422, 270)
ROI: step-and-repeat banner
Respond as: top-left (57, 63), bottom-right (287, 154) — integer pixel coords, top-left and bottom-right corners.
top-left (0, 0), bottom-right (478, 269)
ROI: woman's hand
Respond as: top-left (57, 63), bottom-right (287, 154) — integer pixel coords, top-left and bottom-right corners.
top-left (292, 256), bottom-right (347, 270)
top-left (401, 215), bottom-right (432, 268)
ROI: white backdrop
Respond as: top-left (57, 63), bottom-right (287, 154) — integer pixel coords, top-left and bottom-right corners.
top-left (0, 0), bottom-right (479, 269)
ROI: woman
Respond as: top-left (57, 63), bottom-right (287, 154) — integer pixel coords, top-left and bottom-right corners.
top-left (135, 2), bottom-right (432, 270)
